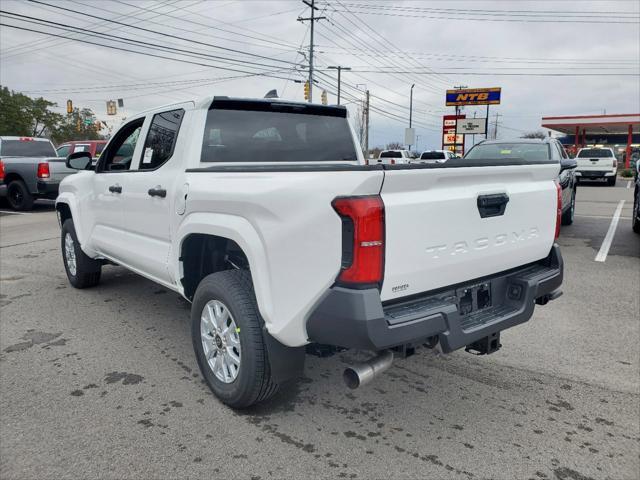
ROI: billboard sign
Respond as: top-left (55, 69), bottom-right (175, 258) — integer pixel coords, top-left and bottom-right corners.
top-left (443, 133), bottom-right (464, 145)
top-left (456, 118), bottom-right (487, 135)
top-left (442, 114), bottom-right (466, 154)
top-left (446, 87), bottom-right (501, 106)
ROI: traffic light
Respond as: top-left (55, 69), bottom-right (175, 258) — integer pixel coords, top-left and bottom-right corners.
top-left (66, 99), bottom-right (73, 114)
top-left (303, 81), bottom-right (310, 101)
top-left (321, 89), bottom-right (328, 105)
top-left (106, 100), bottom-right (117, 115)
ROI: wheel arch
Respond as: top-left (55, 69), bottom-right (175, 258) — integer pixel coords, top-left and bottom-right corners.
top-left (3, 172), bottom-right (25, 186)
top-left (175, 212), bottom-right (274, 327)
top-left (55, 194), bottom-right (89, 247)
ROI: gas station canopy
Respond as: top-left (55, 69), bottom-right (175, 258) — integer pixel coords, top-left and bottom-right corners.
top-left (541, 113), bottom-right (639, 135)
top-left (541, 113), bottom-right (639, 167)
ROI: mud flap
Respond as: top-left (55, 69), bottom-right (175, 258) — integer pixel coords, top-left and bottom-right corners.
top-left (262, 329), bottom-right (306, 383)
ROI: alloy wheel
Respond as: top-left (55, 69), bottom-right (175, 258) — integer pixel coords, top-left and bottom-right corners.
top-left (64, 233), bottom-right (77, 276)
top-left (200, 300), bottom-right (241, 383)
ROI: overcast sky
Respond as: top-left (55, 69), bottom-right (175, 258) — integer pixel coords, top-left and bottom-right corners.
top-left (1, 0), bottom-right (638, 149)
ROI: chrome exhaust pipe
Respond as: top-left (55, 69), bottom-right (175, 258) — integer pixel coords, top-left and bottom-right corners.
top-left (343, 350), bottom-right (394, 389)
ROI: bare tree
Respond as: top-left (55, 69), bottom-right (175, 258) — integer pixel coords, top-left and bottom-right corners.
top-left (521, 130), bottom-right (547, 140)
top-left (386, 142), bottom-right (404, 150)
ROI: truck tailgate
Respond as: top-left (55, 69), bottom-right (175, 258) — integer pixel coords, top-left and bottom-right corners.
top-left (380, 163), bottom-right (559, 302)
top-left (46, 157), bottom-right (76, 182)
top-left (577, 156), bottom-right (614, 171)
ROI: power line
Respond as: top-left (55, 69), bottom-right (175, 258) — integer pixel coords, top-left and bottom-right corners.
top-left (1, 11), bottom-right (301, 73)
top-left (1, 0), bottom-right (183, 59)
top-left (320, 3), bottom-right (640, 24)
top-left (26, 0), bottom-right (301, 65)
top-left (334, 0), bottom-right (453, 87)
top-left (0, 23), bottom-right (298, 81)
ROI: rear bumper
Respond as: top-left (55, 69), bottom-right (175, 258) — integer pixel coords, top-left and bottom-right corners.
top-left (306, 245), bottom-right (563, 352)
top-left (575, 170), bottom-right (616, 178)
top-left (0, 183), bottom-right (6, 198)
top-left (36, 180), bottom-right (59, 198)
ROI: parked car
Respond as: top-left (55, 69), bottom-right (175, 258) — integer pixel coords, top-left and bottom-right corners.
top-left (57, 96), bottom-right (564, 408)
top-left (464, 138), bottom-right (577, 226)
top-left (633, 159), bottom-right (640, 234)
top-left (0, 136), bottom-right (76, 210)
top-left (56, 140), bottom-right (107, 160)
top-left (574, 147), bottom-right (618, 186)
top-left (376, 149), bottom-right (412, 164)
top-left (415, 149), bottom-right (456, 164)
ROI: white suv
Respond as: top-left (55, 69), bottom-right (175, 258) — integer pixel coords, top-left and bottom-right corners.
top-left (415, 150), bottom-right (455, 164)
top-left (575, 147), bottom-right (618, 186)
top-left (376, 149), bottom-right (412, 165)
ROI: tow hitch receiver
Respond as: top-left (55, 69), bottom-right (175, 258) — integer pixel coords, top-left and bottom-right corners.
top-left (465, 332), bottom-right (501, 355)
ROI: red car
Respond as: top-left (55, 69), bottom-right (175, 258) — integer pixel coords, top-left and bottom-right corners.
top-left (56, 140), bottom-right (107, 159)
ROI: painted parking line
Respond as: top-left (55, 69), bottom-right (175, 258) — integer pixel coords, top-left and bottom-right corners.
top-left (0, 210), bottom-right (27, 215)
top-left (575, 214), bottom-right (632, 220)
top-left (594, 200), bottom-right (625, 262)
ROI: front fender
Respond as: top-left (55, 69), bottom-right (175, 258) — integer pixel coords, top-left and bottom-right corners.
top-left (175, 212), bottom-right (274, 332)
top-left (56, 192), bottom-right (98, 258)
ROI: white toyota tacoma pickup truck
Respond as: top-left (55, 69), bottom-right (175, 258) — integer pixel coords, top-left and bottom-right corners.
top-left (57, 97), bottom-right (564, 408)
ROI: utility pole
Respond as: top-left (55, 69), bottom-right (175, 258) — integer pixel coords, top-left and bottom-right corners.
top-left (493, 113), bottom-right (501, 140)
top-left (452, 85), bottom-right (467, 156)
top-left (408, 84), bottom-right (415, 151)
top-left (364, 90), bottom-right (370, 158)
top-left (297, 0), bottom-right (325, 103)
top-left (328, 65), bottom-right (351, 105)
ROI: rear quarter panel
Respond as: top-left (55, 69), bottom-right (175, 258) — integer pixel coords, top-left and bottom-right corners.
top-left (177, 169), bottom-right (384, 347)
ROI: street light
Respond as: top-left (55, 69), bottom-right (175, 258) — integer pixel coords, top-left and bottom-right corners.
top-left (409, 84), bottom-right (415, 129)
top-left (328, 66), bottom-right (351, 105)
top-left (409, 84), bottom-right (415, 150)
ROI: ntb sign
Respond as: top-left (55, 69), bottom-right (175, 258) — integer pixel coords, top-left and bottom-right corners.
top-left (446, 87), bottom-right (501, 106)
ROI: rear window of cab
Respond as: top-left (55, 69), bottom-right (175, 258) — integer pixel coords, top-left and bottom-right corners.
top-left (578, 149), bottom-right (613, 158)
top-left (465, 143), bottom-right (550, 161)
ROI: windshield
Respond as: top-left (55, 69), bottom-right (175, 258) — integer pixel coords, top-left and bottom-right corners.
top-left (464, 143), bottom-right (550, 161)
top-left (578, 149), bottom-right (613, 158)
top-left (0, 139), bottom-right (56, 157)
top-left (380, 151), bottom-right (402, 158)
top-left (201, 107), bottom-right (357, 163)
top-left (420, 151), bottom-right (446, 160)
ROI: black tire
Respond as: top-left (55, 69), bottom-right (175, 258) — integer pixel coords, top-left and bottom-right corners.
top-left (633, 191), bottom-right (640, 234)
top-left (608, 176), bottom-right (616, 186)
top-left (61, 219), bottom-right (101, 288)
top-left (561, 190), bottom-right (575, 225)
top-left (191, 270), bottom-right (278, 409)
top-left (7, 179), bottom-right (34, 211)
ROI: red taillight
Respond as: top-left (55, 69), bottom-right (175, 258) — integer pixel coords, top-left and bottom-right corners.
top-left (37, 162), bottom-right (50, 179)
top-left (612, 159), bottom-right (617, 169)
top-left (332, 195), bottom-right (385, 287)
top-left (0, 160), bottom-right (5, 181)
top-left (390, 159), bottom-right (396, 165)
top-left (555, 181), bottom-right (562, 239)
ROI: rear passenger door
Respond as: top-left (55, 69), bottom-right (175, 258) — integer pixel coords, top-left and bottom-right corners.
top-left (120, 107), bottom-right (188, 284)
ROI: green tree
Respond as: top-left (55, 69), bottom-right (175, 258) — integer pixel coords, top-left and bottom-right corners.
top-left (51, 107), bottom-right (102, 144)
top-left (521, 130), bottom-right (547, 140)
top-left (0, 85), bottom-right (63, 137)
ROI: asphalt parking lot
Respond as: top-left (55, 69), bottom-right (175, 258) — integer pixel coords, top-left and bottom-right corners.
top-left (1, 181), bottom-right (638, 480)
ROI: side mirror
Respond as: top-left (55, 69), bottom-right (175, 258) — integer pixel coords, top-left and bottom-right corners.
top-left (560, 158), bottom-right (577, 171)
top-left (66, 151), bottom-right (92, 170)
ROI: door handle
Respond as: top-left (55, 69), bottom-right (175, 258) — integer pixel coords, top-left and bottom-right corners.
top-left (108, 184), bottom-right (122, 194)
top-left (148, 186), bottom-right (167, 198)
